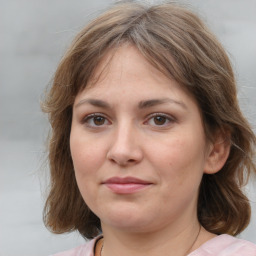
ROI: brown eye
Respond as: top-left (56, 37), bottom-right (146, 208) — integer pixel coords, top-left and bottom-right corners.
top-left (93, 116), bottom-right (105, 126)
top-left (83, 114), bottom-right (110, 127)
top-left (153, 116), bottom-right (167, 125)
top-left (145, 113), bottom-right (175, 127)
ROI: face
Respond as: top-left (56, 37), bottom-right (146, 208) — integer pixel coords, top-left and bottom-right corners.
top-left (70, 45), bottom-right (213, 234)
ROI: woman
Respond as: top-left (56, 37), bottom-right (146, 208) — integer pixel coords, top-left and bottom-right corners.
top-left (43, 2), bottom-right (256, 255)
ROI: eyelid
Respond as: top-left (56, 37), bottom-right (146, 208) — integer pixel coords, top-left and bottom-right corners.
top-left (146, 112), bottom-right (175, 120)
top-left (81, 112), bottom-right (111, 126)
top-left (82, 112), bottom-right (104, 121)
top-left (144, 112), bottom-right (176, 125)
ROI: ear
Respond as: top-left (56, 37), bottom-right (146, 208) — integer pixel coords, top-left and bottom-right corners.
top-left (204, 131), bottom-right (231, 174)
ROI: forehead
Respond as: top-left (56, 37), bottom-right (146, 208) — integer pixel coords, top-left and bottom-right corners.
top-left (74, 44), bottom-right (199, 111)
top-left (84, 44), bottom-right (179, 93)
top-left (87, 44), bottom-right (160, 87)
top-left (78, 45), bottom-right (167, 95)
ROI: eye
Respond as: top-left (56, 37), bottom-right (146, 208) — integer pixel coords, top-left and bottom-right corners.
top-left (82, 113), bottom-right (111, 127)
top-left (145, 113), bottom-right (175, 127)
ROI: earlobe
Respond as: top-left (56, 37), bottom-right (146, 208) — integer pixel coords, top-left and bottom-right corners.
top-left (204, 132), bottom-right (231, 174)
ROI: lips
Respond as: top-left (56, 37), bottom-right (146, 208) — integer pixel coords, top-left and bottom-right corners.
top-left (102, 176), bottom-right (152, 194)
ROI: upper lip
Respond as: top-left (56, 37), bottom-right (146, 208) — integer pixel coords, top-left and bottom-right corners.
top-left (102, 176), bottom-right (152, 184)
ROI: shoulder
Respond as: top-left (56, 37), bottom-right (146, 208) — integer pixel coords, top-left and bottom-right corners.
top-left (190, 234), bottom-right (256, 256)
top-left (49, 237), bottom-right (100, 256)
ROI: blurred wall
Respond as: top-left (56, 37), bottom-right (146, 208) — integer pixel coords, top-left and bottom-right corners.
top-left (1, 1), bottom-right (255, 255)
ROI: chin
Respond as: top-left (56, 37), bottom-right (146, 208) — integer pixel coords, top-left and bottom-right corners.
top-left (100, 209), bottom-right (153, 231)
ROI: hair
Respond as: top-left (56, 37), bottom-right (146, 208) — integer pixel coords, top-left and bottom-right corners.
top-left (42, 1), bottom-right (256, 239)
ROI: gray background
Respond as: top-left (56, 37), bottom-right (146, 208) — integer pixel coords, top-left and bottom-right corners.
top-left (0, 0), bottom-right (255, 255)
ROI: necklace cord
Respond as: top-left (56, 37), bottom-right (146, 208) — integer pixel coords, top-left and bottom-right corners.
top-left (100, 241), bottom-right (104, 256)
top-left (184, 225), bottom-right (201, 255)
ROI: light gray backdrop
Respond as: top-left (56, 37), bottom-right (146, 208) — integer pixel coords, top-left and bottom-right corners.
top-left (0, 1), bottom-right (255, 256)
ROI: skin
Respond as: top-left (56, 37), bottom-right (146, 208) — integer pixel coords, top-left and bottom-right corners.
top-left (70, 44), bottom-right (230, 256)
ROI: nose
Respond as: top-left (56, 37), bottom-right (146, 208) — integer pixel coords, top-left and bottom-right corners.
top-left (106, 124), bottom-right (143, 166)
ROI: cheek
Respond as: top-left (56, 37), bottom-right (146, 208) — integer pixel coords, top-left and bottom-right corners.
top-left (156, 137), bottom-right (205, 204)
top-left (70, 132), bottom-right (108, 205)
top-left (70, 137), bottom-right (101, 205)
top-left (149, 133), bottom-right (206, 182)
top-left (70, 130), bottom-right (105, 175)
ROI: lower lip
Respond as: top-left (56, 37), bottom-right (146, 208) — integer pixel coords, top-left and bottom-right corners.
top-left (104, 183), bottom-right (151, 194)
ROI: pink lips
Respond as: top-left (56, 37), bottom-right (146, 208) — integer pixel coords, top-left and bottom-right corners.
top-left (102, 177), bottom-right (152, 194)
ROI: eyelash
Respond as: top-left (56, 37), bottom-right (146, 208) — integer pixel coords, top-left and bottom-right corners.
top-left (144, 113), bottom-right (175, 127)
top-left (81, 112), bottom-right (175, 128)
top-left (82, 113), bottom-right (111, 128)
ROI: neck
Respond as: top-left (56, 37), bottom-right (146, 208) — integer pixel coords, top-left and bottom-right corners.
top-left (100, 220), bottom-right (206, 256)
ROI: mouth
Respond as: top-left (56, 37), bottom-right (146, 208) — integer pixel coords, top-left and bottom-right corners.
top-left (102, 176), bottom-right (153, 194)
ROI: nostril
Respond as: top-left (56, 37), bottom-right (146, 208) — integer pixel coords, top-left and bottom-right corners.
top-left (109, 157), bottom-right (137, 166)
top-left (106, 145), bottom-right (143, 166)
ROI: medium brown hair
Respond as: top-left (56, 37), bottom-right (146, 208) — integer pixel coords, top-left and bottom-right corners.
top-left (42, 1), bottom-right (256, 239)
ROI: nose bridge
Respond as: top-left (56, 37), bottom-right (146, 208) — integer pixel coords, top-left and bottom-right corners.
top-left (116, 120), bottom-right (134, 146)
top-left (107, 119), bottom-right (142, 165)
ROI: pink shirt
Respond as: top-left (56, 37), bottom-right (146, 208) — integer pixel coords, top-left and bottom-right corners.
top-left (50, 234), bottom-right (256, 256)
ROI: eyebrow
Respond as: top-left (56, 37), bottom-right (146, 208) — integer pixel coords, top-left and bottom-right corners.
top-left (75, 98), bottom-right (187, 109)
top-left (75, 99), bottom-right (111, 109)
top-left (138, 98), bottom-right (187, 109)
